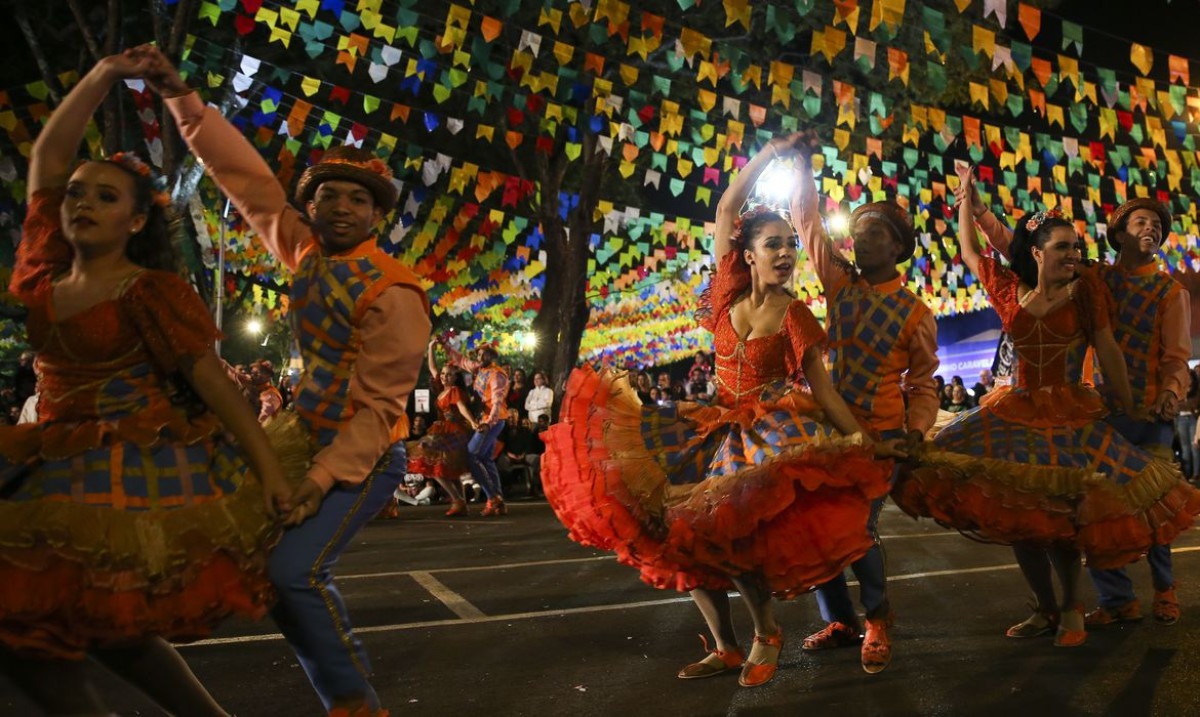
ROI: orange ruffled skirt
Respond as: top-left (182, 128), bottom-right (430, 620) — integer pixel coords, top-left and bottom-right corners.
top-left (541, 366), bottom-right (891, 595)
top-left (895, 385), bottom-right (1200, 569)
top-left (0, 412), bottom-right (311, 659)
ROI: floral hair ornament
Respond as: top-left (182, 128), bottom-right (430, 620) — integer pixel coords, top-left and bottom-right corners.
top-left (730, 204), bottom-right (784, 247)
top-left (1024, 208), bottom-right (1062, 233)
top-left (105, 152), bottom-right (172, 208)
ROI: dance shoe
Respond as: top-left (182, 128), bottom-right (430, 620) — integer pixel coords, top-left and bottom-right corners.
top-left (861, 615), bottom-right (893, 674)
top-left (1084, 599), bottom-right (1143, 627)
top-left (738, 627), bottom-right (784, 687)
top-left (677, 634), bottom-right (745, 679)
top-left (801, 621), bottom-right (863, 651)
top-left (1006, 609), bottom-right (1060, 638)
top-left (1153, 588), bottom-right (1180, 626)
top-left (1054, 605), bottom-right (1087, 648)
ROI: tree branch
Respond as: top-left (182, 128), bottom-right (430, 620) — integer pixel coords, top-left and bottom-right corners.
top-left (64, 0), bottom-right (102, 61)
top-left (14, 3), bottom-right (63, 105)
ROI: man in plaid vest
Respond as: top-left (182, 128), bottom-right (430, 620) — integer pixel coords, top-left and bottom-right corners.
top-left (791, 156), bottom-right (940, 675)
top-left (150, 49), bottom-right (429, 717)
top-left (1086, 198), bottom-right (1191, 628)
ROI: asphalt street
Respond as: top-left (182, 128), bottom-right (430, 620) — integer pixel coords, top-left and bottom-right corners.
top-left (3, 499), bottom-right (1199, 716)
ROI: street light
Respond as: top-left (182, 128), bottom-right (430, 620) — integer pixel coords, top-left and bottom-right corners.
top-left (827, 212), bottom-right (850, 235)
top-left (246, 318), bottom-right (263, 336)
top-left (518, 331), bottom-right (538, 352)
top-left (755, 163), bottom-right (796, 207)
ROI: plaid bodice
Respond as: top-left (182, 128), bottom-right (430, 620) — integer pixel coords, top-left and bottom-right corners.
top-left (826, 281), bottom-right (927, 429)
top-left (1098, 263), bottom-right (1178, 407)
top-left (290, 242), bottom-right (424, 446)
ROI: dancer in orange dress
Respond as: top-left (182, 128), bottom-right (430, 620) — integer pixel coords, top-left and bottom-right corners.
top-left (894, 173), bottom-right (1200, 647)
top-left (542, 135), bottom-right (904, 687)
top-left (0, 51), bottom-right (292, 715)
top-left (406, 339), bottom-right (476, 516)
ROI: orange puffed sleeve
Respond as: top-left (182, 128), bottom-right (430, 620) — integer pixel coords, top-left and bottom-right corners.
top-left (121, 271), bottom-right (222, 374)
top-left (783, 300), bottom-right (828, 379)
top-left (1074, 265), bottom-right (1114, 338)
top-left (975, 256), bottom-right (1022, 329)
top-left (12, 188), bottom-right (73, 302)
top-left (697, 251), bottom-right (750, 333)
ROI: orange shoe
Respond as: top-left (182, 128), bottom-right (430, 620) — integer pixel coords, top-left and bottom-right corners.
top-left (801, 621), bottom-right (862, 651)
top-left (444, 499), bottom-right (469, 517)
top-left (481, 497), bottom-right (507, 517)
top-left (1153, 588), bottom-right (1180, 626)
top-left (861, 615), bottom-right (893, 674)
top-left (1054, 605), bottom-right (1087, 648)
top-left (1084, 600), bottom-right (1143, 627)
top-left (738, 627), bottom-right (784, 687)
top-left (677, 634), bottom-right (744, 679)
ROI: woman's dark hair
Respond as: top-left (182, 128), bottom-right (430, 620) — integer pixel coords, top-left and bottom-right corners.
top-left (443, 364), bottom-right (468, 391)
top-left (98, 159), bottom-right (183, 274)
top-left (1009, 214), bottom-right (1075, 287)
top-left (736, 209), bottom-right (788, 251)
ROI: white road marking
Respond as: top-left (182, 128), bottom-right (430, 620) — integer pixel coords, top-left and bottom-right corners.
top-left (408, 571), bottom-right (486, 619)
top-left (180, 543), bottom-right (1200, 649)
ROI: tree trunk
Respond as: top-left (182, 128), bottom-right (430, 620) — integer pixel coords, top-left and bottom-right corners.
top-left (531, 130), bottom-right (608, 407)
top-left (101, 0), bottom-right (121, 155)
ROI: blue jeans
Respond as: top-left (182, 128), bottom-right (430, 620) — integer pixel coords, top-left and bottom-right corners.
top-left (268, 443), bottom-right (406, 711)
top-left (467, 420), bottom-right (506, 499)
top-left (1175, 414), bottom-right (1198, 478)
top-left (1088, 416), bottom-right (1176, 608)
top-left (813, 429), bottom-right (903, 626)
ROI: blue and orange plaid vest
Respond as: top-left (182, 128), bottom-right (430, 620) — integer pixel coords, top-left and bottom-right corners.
top-left (290, 240), bottom-right (428, 447)
top-left (827, 279), bottom-right (930, 432)
top-left (1097, 262), bottom-right (1180, 409)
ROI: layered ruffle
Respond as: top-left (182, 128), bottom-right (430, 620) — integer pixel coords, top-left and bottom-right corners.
top-left (407, 422), bottom-right (471, 479)
top-left (0, 412), bottom-right (312, 660)
top-left (976, 383), bottom-right (1107, 429)
top-left (542, 366), bottom-right (891, 595)
top-left (895, 432), bottom-right (1200, 569)
top-left (0, 460), bottom-right (278, 659)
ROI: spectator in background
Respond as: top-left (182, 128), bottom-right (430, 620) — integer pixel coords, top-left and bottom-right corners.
top-left (944, 384), bottom-right (971, 414)
top-left (687, 367), bottom-right (716, 403)
top-left (507, 368), bottom-right (529, 421)
top-left (498, 417), bottom-right (544, 497)
top-left (972, 369), bottom-right (994, 407)
top-left (409, 414), bottom-right (429, 441)
top-left (525, 370), bottom-right (554, 424)
top-left (635, 371), bottom-right (654, 404)
top-left (14, 351), bottom-right (37, 406)
top-left (18, 393), bottom-right (39, 425)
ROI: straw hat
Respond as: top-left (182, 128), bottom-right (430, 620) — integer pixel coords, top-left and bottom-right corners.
top-left (1105, 198), bottom-right (1171, 252)
top-left (850, 201), bottom-right (916, 263)
top-left (294, 146), bottom-right (398, 211)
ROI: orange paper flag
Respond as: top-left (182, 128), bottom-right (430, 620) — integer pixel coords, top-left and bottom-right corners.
top-left (1017, 3), bottom-right (1040, 40)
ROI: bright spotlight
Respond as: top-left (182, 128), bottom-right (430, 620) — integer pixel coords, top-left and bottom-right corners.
top-left (755, 163), bottom-right (796, 206)
top-left (519, 331), bottom-right (539, 351)
top-left (246, 319), bottom-right (263, 335)
top-left (827, 212), bottom-right (850, 235)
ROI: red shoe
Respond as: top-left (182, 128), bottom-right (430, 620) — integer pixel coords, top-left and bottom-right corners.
top-left (1054, 605), bottom-right (1087, 648)
top-left (1153, 588), bottom-right (1180, 626)
top-left (801, 621), bottom-right (863, 651)
top-left (480, 497), bottom-right (507, 517)
top-left (1084, 600), bottom-right (1143, 627)
top-left (377, 498), bottom-right (400, 520)
top-left (738, 627), bottom-right (784, 687)
top-left (677, 634), bottom-right (744, 679)
top-left (861, 614), bottom-right (893, 674)
top-left (444, 499), bottom-right (469, 517)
